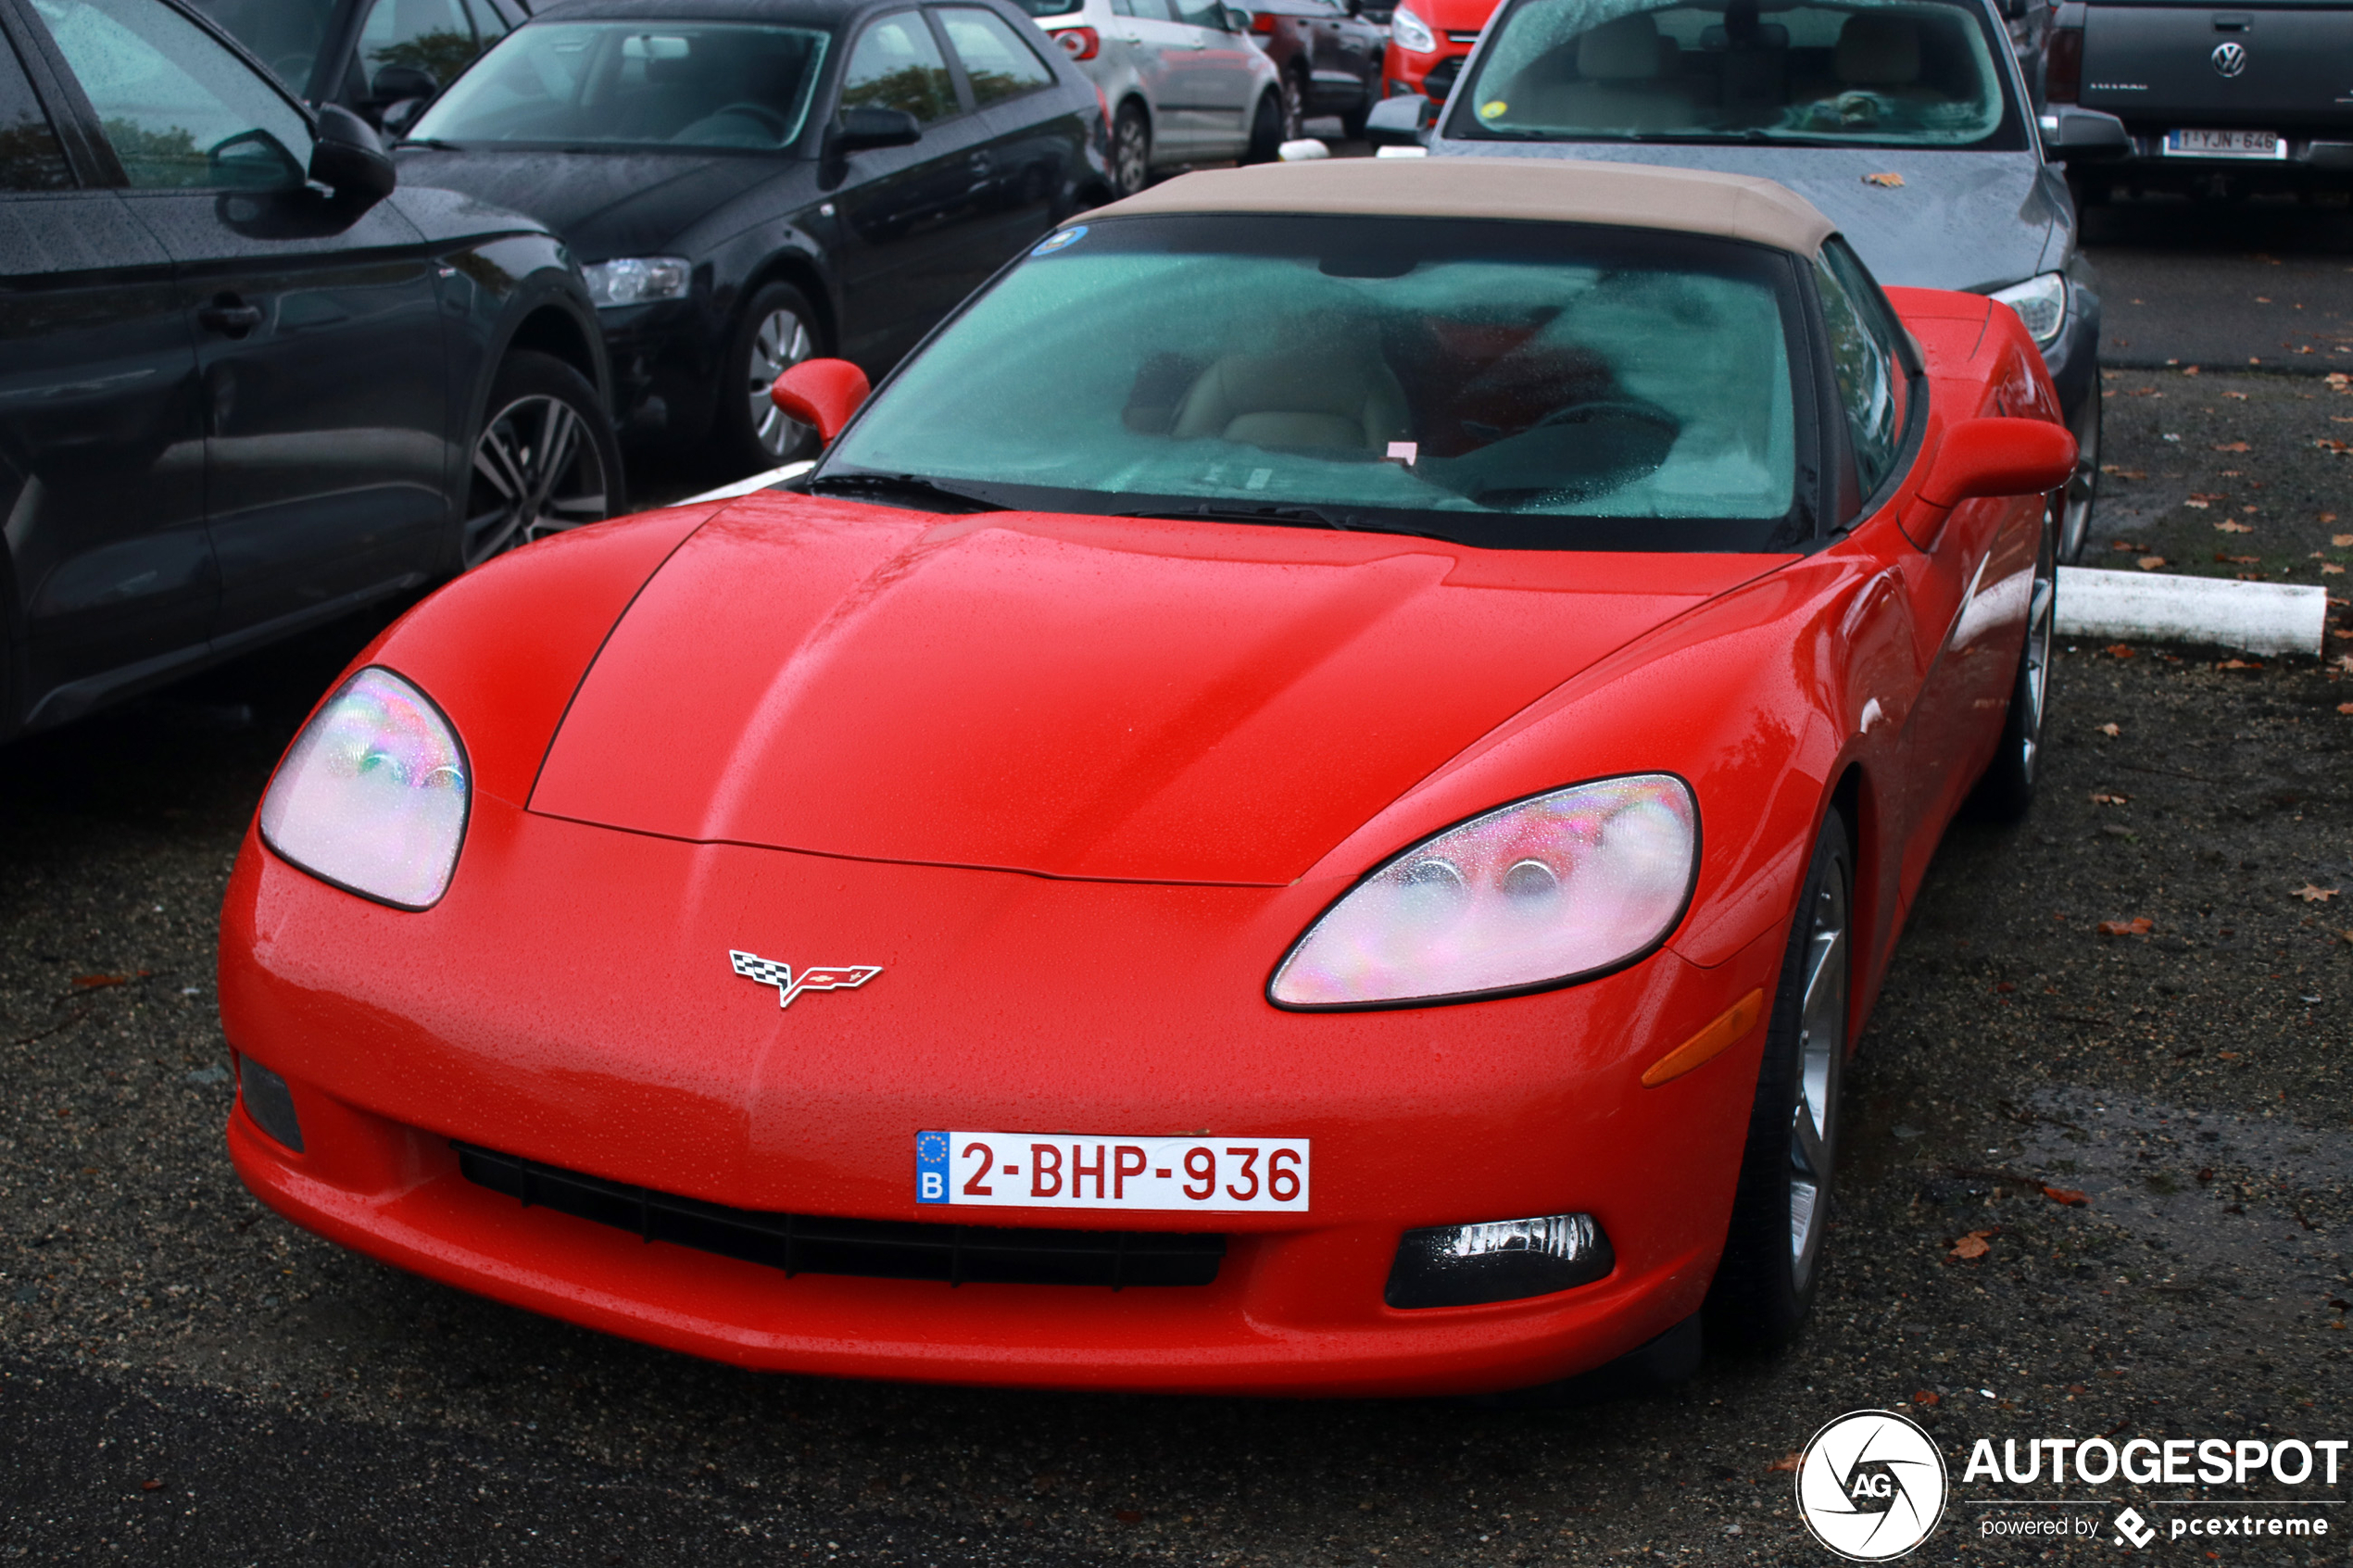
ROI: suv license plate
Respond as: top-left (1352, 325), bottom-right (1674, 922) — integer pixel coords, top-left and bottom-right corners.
top-left (917, 1131), bottom-right (1310, 1212)
top-left (2165, 129), bottom-right (2284, 158)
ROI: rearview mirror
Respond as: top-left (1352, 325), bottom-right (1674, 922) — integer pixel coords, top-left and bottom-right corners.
top-left (371, 63), bottom-right (439, 105)
top-left (772, 358), bottom-right (872, 444)
top-left (1364, 94), bottom-right (1433, 147)
top-left (833, 107), bottom-right (923, 154)
top-left (308, 104), bottom-right (396, 207)
top-left (1918, 418), bottom-right (2077, 509)
top-left (2040, 107), bottom-right (2129, 161)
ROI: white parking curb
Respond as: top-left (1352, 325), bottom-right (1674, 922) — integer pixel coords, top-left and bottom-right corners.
top-left (679, 459), bottom-right (814, 505)
top-left (2056, 566), bottom-right (2328, 658)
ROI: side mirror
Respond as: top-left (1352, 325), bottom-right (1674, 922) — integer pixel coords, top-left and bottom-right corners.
top-left (1918, 417), bottom-right (2077, 508)
top-left (2040, 106), bottom-right (2130, 161)
top-left (832, 107), bottom-right (923, 154)
top-left (1364, 94), bottom-right (1433, 147)
top-left (772, 358), bottom-right (871, 444)
top-left (1220, 5), bottom-right (1252, 30)
top-left (371, 63), bottom-right (439, 104)
top-left (308, 104), bottom-right (397, 206)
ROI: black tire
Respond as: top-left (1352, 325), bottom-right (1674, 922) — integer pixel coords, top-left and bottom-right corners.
top-left (1971, 504), bottom-right (2057, 822)
top-left (1244, 89), bottom-right (1284, 163)
top-left (1705, 807), bottom-right (1852, 1352)
top-left (2057, 386), bottom-right (2099, 565)
top-left (1340, 89), bottom-right (1371, 140)
top-left (1277, 68), bottom-right (1306, 143)
top-left (1111, 102), bottom-right (1151, 196)
top-left (715, 280), bottom-right (822, 476)
top-left (460, 350), bottom-right (622, 571)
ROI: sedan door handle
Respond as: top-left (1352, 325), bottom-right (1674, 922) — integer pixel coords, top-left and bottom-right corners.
top-left (197, 296), bottom-right (264, 338)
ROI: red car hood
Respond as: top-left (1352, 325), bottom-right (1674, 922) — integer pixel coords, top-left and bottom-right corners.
top-left (1414, 0), bottom-right (1505, 34)
top-left (529, 495), bottom-right (1775, 884)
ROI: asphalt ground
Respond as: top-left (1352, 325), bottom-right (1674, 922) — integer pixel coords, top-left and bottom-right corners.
top-left (5, 199), bottom-right (2353, 1567)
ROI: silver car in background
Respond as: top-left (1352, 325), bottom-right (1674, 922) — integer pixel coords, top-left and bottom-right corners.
top-left (1016, 0), bottom-right (1287, 191)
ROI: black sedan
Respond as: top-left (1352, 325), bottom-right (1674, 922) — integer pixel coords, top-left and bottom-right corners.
top-left (0, 0), bottom-right (616, 741)
top-left (396, 0), bottom-right (1112, 471)
top-left (187, 0), bottom-right (542, 132)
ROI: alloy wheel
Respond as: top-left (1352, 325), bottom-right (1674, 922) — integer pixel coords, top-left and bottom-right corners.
top-left (2019, 508), bottom-right (2057, 782)
top-left (463, 394), bottom-right (609, 569)
top-left (1114, 110), bottom-right (1149, 195)
top-left (1279, 72), bottom-right (1305, 141)
top-left (1786, 855), bottom-right (1848, 1294)
top-left (2059, 395), bottom-right (2099, 563)
top-left (744, 305), bottom-right (814, 461)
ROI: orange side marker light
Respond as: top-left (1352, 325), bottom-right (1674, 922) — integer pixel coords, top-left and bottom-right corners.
top-left (1640, 988), bottom-right (1765, 1087)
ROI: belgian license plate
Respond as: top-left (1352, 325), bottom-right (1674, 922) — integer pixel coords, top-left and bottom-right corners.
top-left (916, 1131), bottom-right (1309, 1213)
top-left (2165, 128), bottom-right (2284, 158)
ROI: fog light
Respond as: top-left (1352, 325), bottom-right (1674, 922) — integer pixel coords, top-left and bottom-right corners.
top-left (236, 1054), bottom-right (304, 1153)
top-left (1385, 1212), bottom-right (1612, 1309)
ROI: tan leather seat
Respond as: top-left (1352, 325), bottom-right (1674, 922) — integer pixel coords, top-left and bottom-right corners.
top-left (1505, 15), bottom-right (1695, 132)
top-left (1835, 14), bottom-right (1940, 101)
top-left (1171, 343), bottom-right (1410, 453)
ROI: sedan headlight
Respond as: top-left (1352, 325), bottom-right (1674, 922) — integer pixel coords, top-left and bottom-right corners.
top-left (1990, 272), bottom-right (2068, 347)
top-left (582, 256), bottom-right (690, 308)
top-left (1390, 6), bottom-right (1436, 54)
top-left (1270, 775), bottom-right (1697, 1009)
top-left (258, 668), bottom-right (470, 909)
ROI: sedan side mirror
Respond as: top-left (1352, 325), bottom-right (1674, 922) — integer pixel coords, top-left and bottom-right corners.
top-left (308, 104), bottom-right (397, 207)
top-left (1918, 417), bottom-right (2077, 509)
top-left (2040, 107), bottom-right (2130, 161)
top-left (1220, 5), bottom-right (1253, 30)
top-left (833, 107), bottom-right (923, 153)
top-left (772, 358), bottom-right (872, 444)
top-left (1364, 94), bottom-right (1433, 147)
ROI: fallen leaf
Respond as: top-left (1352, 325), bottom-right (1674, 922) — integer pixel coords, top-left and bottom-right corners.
top-left (1862, 171), bottom-right (1905, 187)
top-left (2220, 1050), bottom-right (2241, 1060)
top-left (2099, 464), bottom-right (2146, 479)
top-left (2105, 643), bottom-right (2134, 659)
top-left (2216, 659), bottom-right (2262, 670)
top-left (2324, 564), bottom-right (2346, 576)
top-left (2096, 917), bottom-right (2154, 936)
top-left (2334, 533), bottom-right (2353, 547)
top-left (2138, 556), bottom-right (2167, 571)
top-left (1913, 1390), bottom-right (1942, 1406)
top-left (2042, 1185), bottom-right (2088, 1207)
top-left (70, 974), bottom-right (128, 989)
top-left (2294, 884), bottom-right (2341, 903)
top-left (2212, 440), bottom-right (2250, 452)
top-left (2197, 1168), bottom-right (2214, 1184)
top-left (1951, 1231), bottom-right (1994, 1260)
top-left (2216, 553), bottom-right (2261, 565)
top-left (2321, 440), bottom-right (2353, 456)
top-left (2068, 1384), bottom-right (2089, 1395)
top-left (2089, 792), bottom-right (2130, 805)
top-left (2334, 656), bottom-right (2353, 672)
top-left (1114, 1510), bottom-right (1144, 1525)
top-left (2339, 702), bottom-right (2353, 715)
top-left (140, 1481), bottom-right (162, 1492)
top-left (2226, 391), bottom-right (2250, 400)
top-left (2182, 365), bottom-right (2202, 377)
top-left (2183, 498), bottom-right (2211, 509)
top-left (2215, 520), bottom-right (2255, 533)
top-left (1767, 1452), bottom-right (1804, 1473)
top-left (2098, 722), bottom-right (2120, 737)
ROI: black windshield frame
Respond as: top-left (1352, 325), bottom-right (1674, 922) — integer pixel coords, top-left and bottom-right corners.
top-left (808, 212), bottom-right (1831, 555)
top-left (1444, 0), bottom-right (2032, 154)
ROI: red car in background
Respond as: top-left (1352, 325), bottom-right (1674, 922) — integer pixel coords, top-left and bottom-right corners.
top-left (1381, 0), bottom-right (1497, 100)
top-left (219, 158), bottom-right (2075, 1398)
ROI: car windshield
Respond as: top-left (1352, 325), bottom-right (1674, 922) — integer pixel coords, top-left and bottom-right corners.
top-left (818, 214), bottom-right (1809, 551)
top-left (184, 0), bottom-right (341, 93)
top-left (1449, 0), bottom-right (2021, 150)
top-left (409, 21), bottom-right (828, 148)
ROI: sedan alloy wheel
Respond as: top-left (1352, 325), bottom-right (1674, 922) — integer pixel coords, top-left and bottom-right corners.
top-left (462, 359), bottom-right (613, 571)
top-left (744, 304), bottom-right (814, 462)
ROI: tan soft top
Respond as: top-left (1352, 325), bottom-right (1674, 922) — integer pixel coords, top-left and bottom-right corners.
top-left (1088, 157), bottom-right (1834, 257)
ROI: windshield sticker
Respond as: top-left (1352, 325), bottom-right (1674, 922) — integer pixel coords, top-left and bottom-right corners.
top-left (1031, 225), bottom-right (1088, 257)
top-left (1478, 99), bottom-right (1507, 119)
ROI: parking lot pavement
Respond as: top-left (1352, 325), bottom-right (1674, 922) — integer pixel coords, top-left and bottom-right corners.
top-left (2083, 194), bottom-right (2353, 372)
top-left (5, 220), bottom-right (2351, 1568)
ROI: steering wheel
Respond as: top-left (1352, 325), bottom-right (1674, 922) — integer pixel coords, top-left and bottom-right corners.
top-left (697, 102), bottom-right (791, 142)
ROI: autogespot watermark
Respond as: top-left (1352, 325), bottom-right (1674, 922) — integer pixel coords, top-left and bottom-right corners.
top-left (1794, 1413), bottom-right (2344, 1556)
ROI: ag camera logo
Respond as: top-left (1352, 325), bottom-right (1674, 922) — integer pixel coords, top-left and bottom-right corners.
top-left (1796, 1410), bottom-right (1950, 1561)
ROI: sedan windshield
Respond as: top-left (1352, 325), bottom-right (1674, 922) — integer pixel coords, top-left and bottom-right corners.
top-left (410, 21), bottom-right (828, 149)
top-left (819, 214), bottom-right (1810, 551)
top-left (1450, 0), bottom-right (2022, 149)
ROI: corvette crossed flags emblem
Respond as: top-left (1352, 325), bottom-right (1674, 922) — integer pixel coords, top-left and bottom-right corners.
top-left (728, 950), bottom-right (883, 1009)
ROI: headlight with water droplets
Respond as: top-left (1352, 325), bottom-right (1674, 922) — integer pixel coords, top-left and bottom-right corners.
top-left (259, 668), bottom-right (470, 909)
top-left (1269, 775), bottom-right (1697, 1009)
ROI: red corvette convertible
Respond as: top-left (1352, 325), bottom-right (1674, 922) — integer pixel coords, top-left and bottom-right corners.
top-left (219, 159), bottom-right (2073, 1398)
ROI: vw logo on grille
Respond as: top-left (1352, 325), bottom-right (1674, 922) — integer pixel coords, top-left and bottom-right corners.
top-left (2211, 41), bottom-right (2247, 76)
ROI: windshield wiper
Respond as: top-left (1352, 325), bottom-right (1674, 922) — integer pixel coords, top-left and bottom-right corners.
top-left (1114, 502), bottom-right (1468, 544)
top-left (396, 136), bottom-right (459, 149)
top-left (800, 470), bottom-right (1008, 513)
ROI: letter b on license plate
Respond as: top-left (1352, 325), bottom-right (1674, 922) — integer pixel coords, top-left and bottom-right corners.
top-left (916, 1131), bottom-right (1309, 1212)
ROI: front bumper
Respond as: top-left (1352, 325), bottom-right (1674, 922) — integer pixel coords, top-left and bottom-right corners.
top-left (593, 297), bottom-right (724, 443)
top-left (220, 797), bottom-right (1780, 1397)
